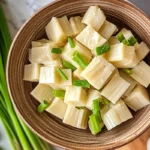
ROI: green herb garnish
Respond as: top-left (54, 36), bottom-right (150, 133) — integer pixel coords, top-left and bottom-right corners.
top-left (37, 100), bottom-right (50, 113)
top-left (51, 48), bottom-right (62, 54)
top-left (68, 37), bottom-right (75, 48)
top-left (96, 44), bottom-right (110, 55)
top-left (53, 90), bottom-right (66, 98)
top-left (62, 60), bottom-right (76, 71)
top-left (73, 79), bottom-right (90, 88)
top-left (128, 36), bottom-right (137, 46)
top-left (116, 32), bottom-right (125, 42)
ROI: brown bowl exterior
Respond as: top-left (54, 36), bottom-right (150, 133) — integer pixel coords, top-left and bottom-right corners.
top-left (7, 0), bottom-right (150, 149)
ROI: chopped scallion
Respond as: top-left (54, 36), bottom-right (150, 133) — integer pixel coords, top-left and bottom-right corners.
top-left (73, 79), bottom-right (90, 88)
top-left (92, 99), bottom-right (102, 122)
top-left (120, 68), bottom-right (132, 75)
top-left (51, 48), bottom-right (62, 54)
top-left (62, 60), bottom-right (76, 71)
top-left (96, 44), bottom-right (110, 55)
top-left (72, 51), bottom-right (89, 69)
top-left (116, 32), bottom-right (125, 42)
top-left (92, 99), bottom-right (100, 115)
top-left (53, 90), bottom-right (65, 98)
top-left (122, 39), bottom-right (131, 46)
top-left (68, 37), bottom-right (75, 48)
top-left (37, 100), bottom-right (50, 113)
top-left (128, 36), bottom-right (137, 46)
top-left (57, 68), bottom-right (68, 80)
top-left (89, 114), bottom-right (102, 135)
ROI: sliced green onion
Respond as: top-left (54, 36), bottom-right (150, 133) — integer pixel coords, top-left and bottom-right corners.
top-left (68, 37), bottom-right (75, 48)
top-left (116, 32), bottom-right (125, 42)
top-left (122, 39), bottom-right (131, 46)
top-left (96, 43), bottom-right (110, 55)
top-left (51, 48), bottom-right (62, 54)
top-left (128, 36), bottom-right (137, 46)
top-left (95, 112), bottom-right (102, 123)
top-left (53, 90), bottom-right (65, 98)
top-left (62, 60), bottom-right (76, 71)
top-left (92, 99), bottom-right (102, 122)
top-left (89, 114), bottom-right (102, 135)
top-left (92, 99), bottom-right (100, 114)
top-left (37, 100), bottom-right (50, 113)
top-left (72, 51), bottom-right (89, 69)
top-left (120, 68), bottom-right (132, 75)
top-left (57, 68), bottom-right (68, 80)
top-left (0, 8), bottom-right (11, 65)
top-left (76, 106), bottom-right (85, 110)
top-left (73, 79), bottom-right (90, 88)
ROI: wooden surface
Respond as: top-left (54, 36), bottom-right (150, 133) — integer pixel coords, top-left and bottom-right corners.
top-left (117, 128), bottom-right (150, 150)
top-left (6, 0), bottom-right (150, 150)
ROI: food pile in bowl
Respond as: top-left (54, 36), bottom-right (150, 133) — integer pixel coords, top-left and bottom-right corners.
top-left (23, 6), bottom-right (150, 135)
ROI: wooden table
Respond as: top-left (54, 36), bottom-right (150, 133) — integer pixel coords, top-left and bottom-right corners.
top-left (116, 128), bottom-right (150, 150)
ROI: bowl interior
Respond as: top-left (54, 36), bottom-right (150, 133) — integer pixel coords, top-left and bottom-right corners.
top-left (7, 0), bottom-right (150, 149)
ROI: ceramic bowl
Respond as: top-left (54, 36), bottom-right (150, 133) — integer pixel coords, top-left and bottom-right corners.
top-left (7, 0), bottom-right (150, 149)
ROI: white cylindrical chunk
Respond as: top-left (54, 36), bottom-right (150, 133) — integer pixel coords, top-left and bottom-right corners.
top-left (46, 98), bottom-right (67, 119)
top-left (39, 66), bottom-right (59, 85)
top-left (86, 89), bottom-right (101, 110)
top-left (69, 16), bottom-right (86, 36)
top-left (58, 15), bottom-right (73, 37)
top-left (45, 17), bottom-right (67, 45)
top-left (136, 42), bottom-right (150, 61)
top-left (63, 105), bottom-right (90, 129)
top-left (63, 105), bottom-right (80, 127)
top-left (108, 36), bottom-right (120, 45)
top-left (100, 105), bottom-right (109, 116)
top-left (124, 85), bottom-right (150, 111)
top-left (102, 108), bottom-right (121, 130)
top-left (120, 51), bottom-right (140, 69)
top-left (110, 100), bottom-right (133, 122)
top-left (82, 6), bottom-right (106, 31)
top-left (50, 69), bottom-right (72, 90)
top-left (73, 68), bottom-right (84, 80)
top-left (23, 64), bottom-right (41, 82)
top-left (103, 43), bottom-right (126, 63)
top-left (120, 28), bottom-right (134, 40)
top-left (98, 21), bottom-right (118, 39)
top-left (30, 84), bottom-right (54, 103)
top-left (43, 59), bottom-right (62, 67)
top-left (104, 45), bottom-right (139, 68)
top-left (101, 75), bottom-right (130, 104)
top-left (76, 25), bottom-right (107, 52)
top-left (131, 61), bottom-right (150, 87)
top-left (114, 46), bottom-right (139, 68)
top-left (29, 42), bottom-right (59, 64)
top-left (120, 71), bottom-right (137, 97)
top-left (81, 56), bottom-right (115, 90)
top-left (113, 27), bottom-right (119, 35)
top-left (64, 86), bottom-right (87, 106)
top-left (61, 39), bottom-right (92, 68)
top-left (77, 108), bottom-right (91, 129)
top-left (110, 69), bottom-right (119, 77)
top-left (134, 42), bottom-right (140, 50)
